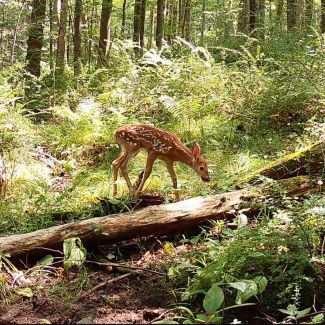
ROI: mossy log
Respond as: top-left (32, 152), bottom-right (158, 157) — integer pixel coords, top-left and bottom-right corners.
top-left (0, 176), bottom-right (321, 257)
top-left (236, 140), bottom-right (325, 188)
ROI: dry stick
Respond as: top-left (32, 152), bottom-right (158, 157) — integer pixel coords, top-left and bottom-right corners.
top-left (2, 263), bottom-right (24, 287)
top-left (72, 272), bottom-right (132, 303)
top-left (85, 260), bottom-right (165, 276)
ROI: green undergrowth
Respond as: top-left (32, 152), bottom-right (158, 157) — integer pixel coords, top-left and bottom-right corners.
top-left (0, 35), bottom-right (324, 236)
top-left (163, 194), bottom-right (325, 323)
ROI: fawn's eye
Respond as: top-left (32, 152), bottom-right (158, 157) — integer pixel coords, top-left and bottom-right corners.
top-left (199, 167), bottom-right (205, 171)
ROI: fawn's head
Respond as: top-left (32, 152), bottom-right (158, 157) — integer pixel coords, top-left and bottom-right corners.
top-left (191, 143), bottom-right (210, 182)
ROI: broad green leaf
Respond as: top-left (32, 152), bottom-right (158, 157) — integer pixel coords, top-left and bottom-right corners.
top-left (312, 313), bottom-right (324, 324)
top-left (228, 281), bottom-right (247, 292)
top-left (37, 254), bottom-right (54, 266)
top-left (203, 284), bottom-right (224, 314)
top-left (278, 308), bottom-right (294, 316)
top-left (16, 287), bottom-right (33, 298)
top-left (183, 320), bottom-right (195, 324)
top-left (296, 307), bottom-right (311, 319)
top-left (229, 280), bottom-right (258, 304)
top-left (254, 276), bottom-right (267, 293)
top-left (195, 314), bottom-right (208, 322)
top-left (63, 237), bottom-right (87, 270)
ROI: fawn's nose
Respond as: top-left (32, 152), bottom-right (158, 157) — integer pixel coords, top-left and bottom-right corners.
top-left (201, 176), bottom-right (210, 182)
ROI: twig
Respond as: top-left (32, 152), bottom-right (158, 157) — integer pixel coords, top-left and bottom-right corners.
top-left (151, 310), bottom-right (170, 323)
top-left (3, 263), bottom-right (24, 287)
top-left (85, 260), bottom-right (165, 276)
top-left (72, 272), bottom-right (132, 303)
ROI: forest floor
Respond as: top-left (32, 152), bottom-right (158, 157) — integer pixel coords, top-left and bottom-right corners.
top-left (0, 273), bottom-right (174, 324)
top-left (0, 235), bottom-right (181, 324)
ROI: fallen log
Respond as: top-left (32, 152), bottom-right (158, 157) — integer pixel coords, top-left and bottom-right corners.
top-left (236, 140), bottom-right (325, 188)
top-left (0, 176), bottom-right (321, 257)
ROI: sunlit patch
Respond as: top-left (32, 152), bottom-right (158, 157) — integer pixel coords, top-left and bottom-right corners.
top-left (165, 196), bottom-right (205, 211)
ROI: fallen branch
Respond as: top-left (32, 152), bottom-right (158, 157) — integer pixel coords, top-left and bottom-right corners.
top-left (72, 272), bottom-right (132, 303)
top-left (85, 260), bottom-right (165, 276)
top-left (236, 140), bottom-right (325, 188)
top-left (0, 176), bottom-right (321, 258)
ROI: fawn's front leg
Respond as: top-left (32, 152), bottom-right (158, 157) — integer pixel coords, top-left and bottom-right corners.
top-left (134, 152), bottom-right (157, 198)
top-left (165, 160), bottom-right (180, 201)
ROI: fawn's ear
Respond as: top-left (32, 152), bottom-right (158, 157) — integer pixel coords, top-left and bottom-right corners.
top-left (192, 143), bottom-right (201, 159)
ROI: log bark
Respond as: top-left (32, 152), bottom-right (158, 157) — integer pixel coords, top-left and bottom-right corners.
top-left (0, 175), bottom-right (320, 257)
top-left (236, 140), bottom-right (325, 188)
top-left (0, 190), bottom-right (248, 256)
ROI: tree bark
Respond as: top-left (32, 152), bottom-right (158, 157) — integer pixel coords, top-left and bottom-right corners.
top-left (200, 0), bottom-right (206, 44)
top-left (74, 0), bottom-right (83, 76)
top-left (287, 0), bottom-right (297, 31)
top-left (98, 0), bottom-right (113, 64)
top-left (156, 0), bottom-right (165, 49)
top-left (66, 12), bottom-right (72, 66)
top-left (121, 0), bottom-right (127, 37)
top-left (26, 0), bottom-right (46, 77)
top-left (147, 9), bottom-right (154, 49)
top-left (133, 0), bottom-right (142, 53)
top-left (237, 0), bottom-right (249, 34)
top-left (249, 0), bottom-right (257, 34)
top-left (321, 0), bottom-right (325, 33)
top-left (56, 0), bottom-right (68, 72)
top-left (140, 0), bottom-right (147, 48)
top-left (258, 0), bottom-right (266, 38)
top-left (0, 176), bottom-right (320, 257)
top-left (182, 0), bottom-right (191, 41)
top-left (236, 140), bottom-right (325, 188)
top-left (305, 0), bottom-right (313, 30)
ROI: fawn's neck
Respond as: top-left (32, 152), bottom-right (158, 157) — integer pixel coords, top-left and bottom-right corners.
top-left (174, 144), bottom-right (195, 167)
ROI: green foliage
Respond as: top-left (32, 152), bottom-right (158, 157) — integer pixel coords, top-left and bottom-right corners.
top-left (63, 237), bottom-right (87, 271)
top-left (168, 214), bottom-right (322, 318)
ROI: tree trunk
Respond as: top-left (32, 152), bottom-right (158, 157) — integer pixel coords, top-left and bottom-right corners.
top-left (49, 0), bottom-right (54, 71)
top-left (0, 176), bottom-right (320, 257)
top-left (140, 0), bottom-right (147, 48)
top-left (121, 0), bottom-right (127, 37)
top-left (274, 0), bottom-right (284, 33)
top-left (88, 0), bottom-right (95, 70)
top-left (171, 2), bottom-right (178, 41)
top-left (296, 0), bottom-right (304, 30)
top-left (305, 0), bottom-right (313, 29)
top-left (237, 0), bottom-right (249, 34)
top-left (236, 140), bottom-right (325, 188)
top-left (225, 0), bottom-right (234, 37)
top-left (25, 0), bottom-right (46, 77)
top-left (98, 0), bottom-right (113, 64)
top-left (178, 0), bottom-right (184, 36)
top-left (321, 0), bottom-right (325, 33)
top-left (287, 0), bottom-right (297, 31)
top-left (258, 0), bottom-right (266, 38)
top-left (133, 0), bottom-right (142, 52)
top-left (200, 0), bottom-right (206, 45)
top-left (56, 0), bottom-right (68, 72)
top-left (249, 0), bottom-right (257, 34)
top-left (73, 0), bottom-right (82, 76)
top-left (147, 9), bottom-right (154, 48)
top-left (182, 0), bottom-right (191, 41)
top-left (66, 12), bottom-right (72, 66)
top-left (156, 0), bottom-right (165, 49)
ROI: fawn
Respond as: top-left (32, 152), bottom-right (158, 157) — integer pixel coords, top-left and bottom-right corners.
top-left (112, 124), bottom-right (210, 200)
